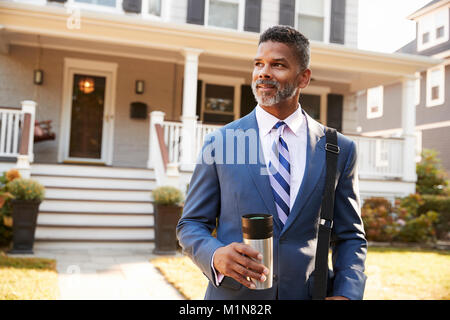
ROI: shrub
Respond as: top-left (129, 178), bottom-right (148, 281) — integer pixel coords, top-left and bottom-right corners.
top-left (396, 211), bottom-right (439, 243)
top-left (416, 149), bottom-right (448, 195)
top-left (362, 197), bottom-right (399, 242)
top-left (419, 195), bottom-right (450, 240)
top-left (0, 169), bottom-right (22, 247)
top-left (152, 186), bottom-right (184, 206)
top-left (7, 178), bottom-right (45, 202)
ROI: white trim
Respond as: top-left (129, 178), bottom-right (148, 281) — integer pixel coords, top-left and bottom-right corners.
top-left (68, 0), bottom-right (124, 14)
top-left (141, 0), bottom-right (170, 22)
top-left (366, 85), bottom-right (383, 119)
top-left (59, 58), bottom-right (118, 165)
top-left (361, 120), bottom-right (450, 137)
top-left (426, 64), bottom-right (445, 107)
top-left (415, 72), bottom-right (421, 106)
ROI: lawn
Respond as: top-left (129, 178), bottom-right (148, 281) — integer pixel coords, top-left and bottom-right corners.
top-left (152, 247), bottom-right (450, 300)
top-left (0, 252), bottom-right (59, 300)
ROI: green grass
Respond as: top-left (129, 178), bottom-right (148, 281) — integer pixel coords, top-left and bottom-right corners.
top-left (0, 252), bottom-right (59, 300)
top-left (152, 247), bottom-right (450, 300)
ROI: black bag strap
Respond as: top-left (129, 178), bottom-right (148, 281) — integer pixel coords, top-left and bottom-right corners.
top-left (312, 127), bottom-right (339, 300)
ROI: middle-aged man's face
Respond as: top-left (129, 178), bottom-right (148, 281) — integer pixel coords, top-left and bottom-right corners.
top-left (252, 40), bottom-right (310, 107)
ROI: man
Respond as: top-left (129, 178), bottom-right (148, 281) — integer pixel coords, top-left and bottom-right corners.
top-left (176, 25), bottom-right (367, 300)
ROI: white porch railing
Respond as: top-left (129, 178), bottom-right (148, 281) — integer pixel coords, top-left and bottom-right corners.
top-left (149, 111), bottom-right (406, 185)
top-left (349, 135), bottom-right (404, 179)
top-left (0, 100), bottom-right (36, 178)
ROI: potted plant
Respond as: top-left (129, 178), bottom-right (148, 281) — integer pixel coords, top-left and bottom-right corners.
top-left (0, 169), bottom-right (21, 249)
top-left (7, 177), bottom-right (45, 254)
top-left (152, 186), bottom-right (184, 255)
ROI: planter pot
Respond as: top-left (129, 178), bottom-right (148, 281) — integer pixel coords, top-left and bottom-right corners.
top-left (153, 204), bottom-right (182, 255)
top-left (8, 199), bottom-right (41, 254)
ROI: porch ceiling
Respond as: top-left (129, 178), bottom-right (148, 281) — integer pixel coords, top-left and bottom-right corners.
top-left (0, 1), bottom-right (443, 93)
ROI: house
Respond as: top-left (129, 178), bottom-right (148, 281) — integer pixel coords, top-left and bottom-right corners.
top-left (0, 0), bottom-right (441, 249)
top-left (357, 0), bottom-right (450, 174)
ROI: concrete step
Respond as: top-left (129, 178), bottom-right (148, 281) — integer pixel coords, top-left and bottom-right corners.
top-left (32, 175), bottom-right (156, 191)
top-left (33, 240), bottom-right (156, 251)
top-left (35, 226), bottom-right (155, 241)
top-left (44, 187), bottom-right (153, 202)
top-left (37, 212), bottom-right (154, 227)
top-left (31, 163), bottom-right (156, 180)
top-left (39, 199), bottom-right (154, 214)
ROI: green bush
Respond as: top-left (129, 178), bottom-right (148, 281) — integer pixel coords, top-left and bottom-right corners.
top-left (396, 211), bottom-right (439, 243)
top-left (416, 149), bottom-right (448, 195)
top-left (7, 178), bottom-right (45, 202)
top-left (0, 169), bottom-right (22, 247)
top-left (419, 195), bottom-right (450, 240)
top-left (362, 197), bottom-right (399, 242)
top-left (152, 186), bottom-right (184, 206)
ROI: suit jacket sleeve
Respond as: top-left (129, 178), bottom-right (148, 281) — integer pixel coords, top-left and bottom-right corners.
top-left (176, 136), bottom-right (224, 286)
top-left (330, 140), bottom-right (368, 300)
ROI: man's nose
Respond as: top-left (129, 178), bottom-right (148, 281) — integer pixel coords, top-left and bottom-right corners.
top-left (258, 65), bottom-right (272, 79)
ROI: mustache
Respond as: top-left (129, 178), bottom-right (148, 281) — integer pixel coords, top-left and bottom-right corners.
top-left (254, 79), bottom-right (281, 89)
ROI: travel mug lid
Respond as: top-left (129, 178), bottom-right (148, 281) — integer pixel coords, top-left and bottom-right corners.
top-left (242, 214), bottom-right (273, 239)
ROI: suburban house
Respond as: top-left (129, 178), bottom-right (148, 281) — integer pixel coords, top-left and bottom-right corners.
top-left (357, 0), bottom-right (450, 174)
top-left (0, 0), bottom-right (442, 249)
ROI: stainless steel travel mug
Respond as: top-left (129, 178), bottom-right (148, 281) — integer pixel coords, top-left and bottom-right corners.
top-left (242, 214), bottom-right (273, 290)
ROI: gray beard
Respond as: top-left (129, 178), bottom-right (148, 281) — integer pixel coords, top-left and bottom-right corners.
top-left (251, 79), bottom-right (298, 106)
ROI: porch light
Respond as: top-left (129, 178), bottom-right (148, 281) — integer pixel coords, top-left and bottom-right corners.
top-left (135, 80), bottom-right (145, 94)
top-left (33, 69), bottom-right (43, 85)
top-left (78, 77), bottom-right (95, 94)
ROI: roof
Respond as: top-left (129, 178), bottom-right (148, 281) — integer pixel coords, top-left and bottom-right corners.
top-left (407, 0), bottom-right (449, 20)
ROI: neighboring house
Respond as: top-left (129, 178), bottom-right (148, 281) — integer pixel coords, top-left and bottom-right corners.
top-left (357, 0), bottom-right (450, 174)
top-left (0, 0), bottom-right (440, 249)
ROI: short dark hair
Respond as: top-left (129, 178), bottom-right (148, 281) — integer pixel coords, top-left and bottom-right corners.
top-left (258, 25), bottom-right (310, 71)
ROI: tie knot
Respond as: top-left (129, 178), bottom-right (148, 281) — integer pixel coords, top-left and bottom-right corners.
top-left (273, 121), bottom-right (286, 130)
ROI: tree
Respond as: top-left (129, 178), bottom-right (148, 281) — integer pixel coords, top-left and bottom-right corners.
top-left (416, 149), bottom-right (448, 195)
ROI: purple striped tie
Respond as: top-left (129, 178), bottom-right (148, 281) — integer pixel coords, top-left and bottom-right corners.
top-left (268, 121), bottom-right (291, 225)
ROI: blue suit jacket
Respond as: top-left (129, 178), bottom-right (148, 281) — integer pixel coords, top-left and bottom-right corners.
top-left (176, 109), bottom-right (367, 300)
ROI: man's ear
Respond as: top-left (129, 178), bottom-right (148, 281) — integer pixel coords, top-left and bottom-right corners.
top-left (297, 68), bottom-right (312, 89)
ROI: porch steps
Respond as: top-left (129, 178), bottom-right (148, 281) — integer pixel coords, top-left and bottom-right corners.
top-left (30, 163), bottom-right (157, 250)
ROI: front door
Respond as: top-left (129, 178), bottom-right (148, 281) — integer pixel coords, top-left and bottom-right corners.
top-left (60, 59), bottom-right (117, 165)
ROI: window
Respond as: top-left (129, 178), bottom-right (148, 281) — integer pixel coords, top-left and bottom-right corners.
top-left (422, 32), bottom-right (430, 44)
top-left (295, 0), bottom-right (330, 42)
top-left (366, 86), bottom-right (383, 119)
top-left (426, 65), bottom-right (445, 107)
top-left (206, 0), bottom-right (244, 31)
top-left (75, 0), bottom-right (116, 7)
top-left (417, 8), bottom-right (449, 51)
top-left (142, 0), bottom-right (164, 18)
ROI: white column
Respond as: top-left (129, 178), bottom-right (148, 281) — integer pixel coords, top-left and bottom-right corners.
top-left (16, 100), bottom-right (36, 178)
top-left (401, 77), bottom-right (417, 184)
top-left (147, 110), bottom-right (166, 169)
top-left (180, 48), bottom-right (203, 171)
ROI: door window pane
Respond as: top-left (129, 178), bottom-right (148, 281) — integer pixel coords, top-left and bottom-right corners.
top-left (208, 0), bottom-right (239, 29)
top-left (299, 94), bottom-right (321, 122)
top-left (70, 74), bottom-right (105, 159)
top-left (204, 84), bottom-right (234, 113)
top-left (75, 0), bottom-right (116, 7)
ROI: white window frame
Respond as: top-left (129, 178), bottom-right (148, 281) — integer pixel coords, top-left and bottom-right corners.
top-left (294, 0), bottom-right (331, 43)
top-left (13, 0), bottom-right (47, 5)
top-left (67, 0), bottom-right (124, 14)
top-left (366, 86), bottom-right (384, 119)
top-left (426, 64), bottom-right (445, 107)
top-left (141, 0), bottom-right (170, 21)
top-left (417, 7), bottom-right (449, 52)
top-left (204, 0), bottom-right (245, 32)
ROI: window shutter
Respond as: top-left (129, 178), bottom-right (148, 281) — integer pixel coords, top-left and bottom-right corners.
top-left (240, 84), bottom-right (256, 117)
top-left (330, 0), bottom-right (346, 44)
top-left (244, 0), bottom-right (262, 33)
top-left (279, 0), bottom-right (295, 27)
top-left (327, 94), bottom-right (343, 132)
top-left (123, 0), bottom-right (142, 14)
top-left (187, 0), bottom-right (205, 25)
top-left (48, 0), bottom-right (67, 3)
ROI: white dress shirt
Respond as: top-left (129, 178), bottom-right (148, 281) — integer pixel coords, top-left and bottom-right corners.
top-left (212, 104), bottom-right (308, 286)
top-left (255, 104), bottom-right (307, 210)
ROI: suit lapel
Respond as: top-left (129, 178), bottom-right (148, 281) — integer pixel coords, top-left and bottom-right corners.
top-left (281, 111), bottom-right (326, 235)
top-left (238, 110), bottom-right (282, 231)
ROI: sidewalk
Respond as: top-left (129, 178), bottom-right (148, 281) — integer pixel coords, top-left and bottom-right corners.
top-left (8, 247), bottom-right (185, 300)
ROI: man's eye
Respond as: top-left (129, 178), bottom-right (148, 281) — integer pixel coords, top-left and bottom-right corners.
top-left (273, 63), bottom-right (284, 67)
top-left (255, 62), bottom-right (263, 67)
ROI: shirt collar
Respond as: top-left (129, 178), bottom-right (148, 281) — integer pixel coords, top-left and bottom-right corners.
top-left (255, 104), bottom-right (304, 137)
